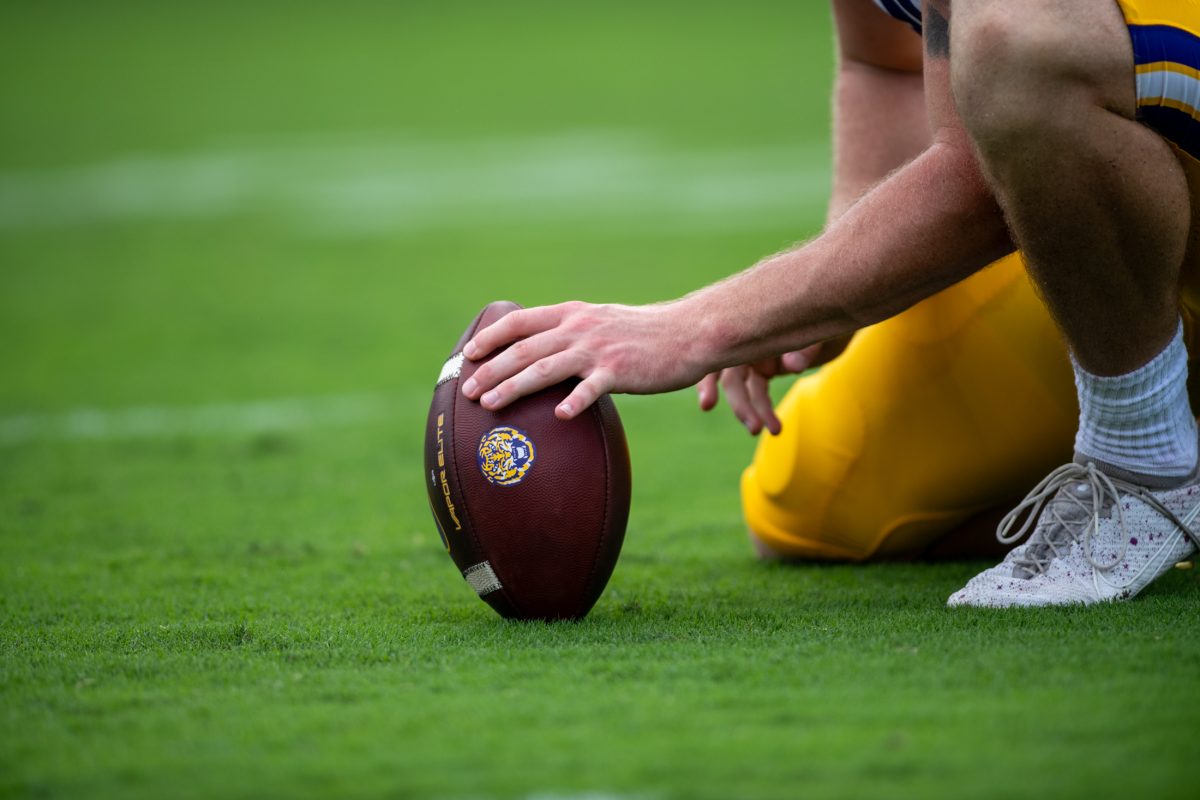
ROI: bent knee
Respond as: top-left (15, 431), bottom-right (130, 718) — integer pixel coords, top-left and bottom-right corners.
top-left (951, 6), bottom-right (1135, 147)
top-left (742, 475), bottom-right (880, 562)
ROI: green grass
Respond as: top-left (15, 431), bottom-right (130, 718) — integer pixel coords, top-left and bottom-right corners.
top-left (2, 2), bottom-right (1198, 798)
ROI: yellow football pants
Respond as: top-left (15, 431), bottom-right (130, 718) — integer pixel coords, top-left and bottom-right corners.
top-left (741, 254), bottom-right (1079, 561)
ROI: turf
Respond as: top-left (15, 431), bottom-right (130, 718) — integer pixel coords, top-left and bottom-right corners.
top-left (1, 2), bottom-right (1198, 798)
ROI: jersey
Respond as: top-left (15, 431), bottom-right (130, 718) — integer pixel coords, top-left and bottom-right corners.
top-left (873, 0), bottom-right (924, 34)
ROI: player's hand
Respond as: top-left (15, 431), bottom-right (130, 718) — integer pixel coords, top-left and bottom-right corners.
top-left (461, 301), bottom-right (704, 421)
top-left (696, 335), bottom-right (852, 435)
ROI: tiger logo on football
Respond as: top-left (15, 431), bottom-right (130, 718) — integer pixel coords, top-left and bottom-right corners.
top-left (477, 426), bottom-right (536, 486)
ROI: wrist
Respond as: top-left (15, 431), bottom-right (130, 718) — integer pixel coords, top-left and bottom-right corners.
top-left (668, 291), bottom-right (738, 377)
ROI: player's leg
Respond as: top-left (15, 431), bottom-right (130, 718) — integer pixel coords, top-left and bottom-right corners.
top-left (947, 0), bottom-right (1200, 606)
top-left (955, 0), bottom-right (1189, 380)
top-left (741, 252), bottom-right (1077, 561)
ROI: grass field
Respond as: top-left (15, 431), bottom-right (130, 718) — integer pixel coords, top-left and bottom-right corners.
top-left (2, 2), bottom-right (1198, 798)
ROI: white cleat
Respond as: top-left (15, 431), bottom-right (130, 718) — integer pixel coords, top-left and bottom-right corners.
top-left (948, 458), bottom-right (1200, 608)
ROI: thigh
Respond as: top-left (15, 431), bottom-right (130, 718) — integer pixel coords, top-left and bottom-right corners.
top-left (741, 253), bottom-right (1077, 561)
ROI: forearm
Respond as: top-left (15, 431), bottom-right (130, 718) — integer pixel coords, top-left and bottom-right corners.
top-left (687, 131), bottom-right (1014, 370)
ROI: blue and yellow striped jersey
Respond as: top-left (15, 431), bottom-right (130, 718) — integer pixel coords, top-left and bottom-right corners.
top-left (1130, 21), bottom-right (1200, 160)
top-left (873, 0), bottom-right (923, 34)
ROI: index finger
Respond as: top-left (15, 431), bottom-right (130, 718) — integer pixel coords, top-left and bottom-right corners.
top-left (464, 305), bottom-right (565, 361)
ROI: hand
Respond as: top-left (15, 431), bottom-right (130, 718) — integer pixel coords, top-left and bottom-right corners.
top-left (696, 335), bottom-right (853, 435)
top-left (460, 301), bottom-right (705, 420)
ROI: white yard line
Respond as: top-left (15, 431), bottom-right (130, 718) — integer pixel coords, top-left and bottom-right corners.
top-left (0, 394), bottom-right (393, 445)
top-left (0, 131), bottom-right (830, 236)
top-left (0, 391), bottom-right (659, 446)
top-left (525, 794), bottom-right (659, 800)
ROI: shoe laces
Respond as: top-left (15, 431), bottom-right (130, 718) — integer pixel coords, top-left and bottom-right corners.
top-left (996, 462), bottom-right (1198, 577)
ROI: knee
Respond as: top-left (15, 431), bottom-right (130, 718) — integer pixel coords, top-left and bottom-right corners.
top-left (742, 477), bottom-right (877, 562)
top-left (952, 10), bottom-right (1122, 157)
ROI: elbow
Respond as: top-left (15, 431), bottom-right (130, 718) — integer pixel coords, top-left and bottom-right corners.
top-left (929, 127), bottom-right (991, 199)
top-left (927, 132), bottom-right (1014, 257)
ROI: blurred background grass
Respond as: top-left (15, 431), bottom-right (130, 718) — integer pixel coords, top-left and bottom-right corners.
top-left (0, 0), bottom-right (831, 409)
top-left (2, 2), bottom-right (1197, 799)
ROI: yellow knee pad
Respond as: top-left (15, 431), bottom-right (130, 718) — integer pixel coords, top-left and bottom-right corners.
top-left (741, 254), bottom-right (1078, 561)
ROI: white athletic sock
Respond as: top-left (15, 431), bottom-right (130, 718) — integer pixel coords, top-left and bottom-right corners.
top-left (1072, 319), bottom-right (1198, 478)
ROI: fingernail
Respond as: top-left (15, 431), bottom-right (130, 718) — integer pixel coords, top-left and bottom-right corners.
top-left (482, 391), bottom-right (499, 407)
top-left (462, 378), bottom-right (477, 396)
top-left (558, 402), bottom-right (573, 417)
top-left (463, 341), bottom-right (478, 359)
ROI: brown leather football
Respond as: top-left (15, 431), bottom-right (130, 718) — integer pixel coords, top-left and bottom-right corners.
top-left (424, 301), bottom-right (632, 620)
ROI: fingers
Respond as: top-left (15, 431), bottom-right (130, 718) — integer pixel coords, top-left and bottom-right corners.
top-left (697, 373), bottom-right (719, 411)
top-left (462, 330), bottom-right (560, 401)
top-left (720, 367), bottom-right (762, 435)
top-left (458, 301), bottom-right (620, 417)
top-left (780, 345), bottom-right (820, 374)
top-left (556, 370), bottom-right (613, 420)
top-left (718, 367), bottom-right (782, 436)
top-left (464, 305), bottom-right (566, 361)
top-left (745, 371), bottom-right (782, 436)
top-left (477, 350), bottom-right (585, 412)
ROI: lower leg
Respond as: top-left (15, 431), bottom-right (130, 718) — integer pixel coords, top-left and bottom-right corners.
top-left (973, 106), bottom-right (1188, 376)
top-left (953, 0), bottom-right (1196, 476)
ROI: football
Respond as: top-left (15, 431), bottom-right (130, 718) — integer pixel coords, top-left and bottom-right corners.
top-left (424, 301), bottom-right (632, 620)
